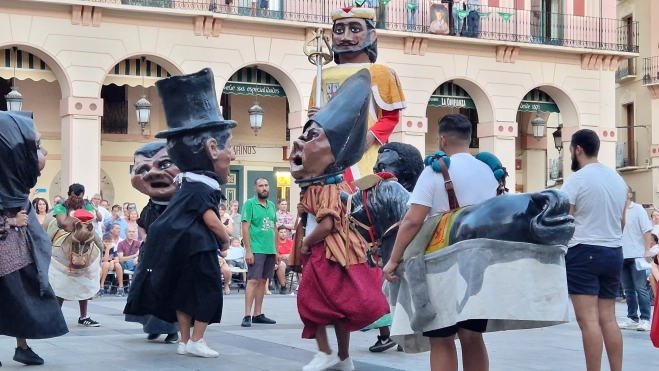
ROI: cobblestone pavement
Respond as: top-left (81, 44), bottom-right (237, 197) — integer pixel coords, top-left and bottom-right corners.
top-left (0, 291), bottom-right (655, 370)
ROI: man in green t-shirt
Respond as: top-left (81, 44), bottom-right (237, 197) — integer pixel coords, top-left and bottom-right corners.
top-left (241, 177), bottom-right (278, 327)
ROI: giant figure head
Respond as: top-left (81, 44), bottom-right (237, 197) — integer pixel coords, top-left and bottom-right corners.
top-left (373, 142), bottom-right (424, 192)
top-left (131, 141), bottom-right (181, 201)
top-left (290, 69), bottom-right (372, 183)
top-left (331, 7), bottom-right (378, 64)
top-left (155, 68), bottom-right (236, 184)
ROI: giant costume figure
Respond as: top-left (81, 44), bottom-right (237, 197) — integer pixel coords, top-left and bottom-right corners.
top-left (308, 7), bottom-right (406, 187)
top-left (125, 68), bottom-right (235, 358)
top-left (124, 141), bottom-right (180, 344)
top-left (344, 150), bottom-right (577, 353)
top-left (0, 111), bottom-right (68, 366)
top-left (290, 70), bottom-right (390, 371)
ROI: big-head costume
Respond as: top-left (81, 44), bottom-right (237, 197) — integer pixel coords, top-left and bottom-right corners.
top-left (291, 69), bottom-right (389, 338)
top-left (309, 7), bottom-right (406, 186)
top-left (124, 68), bottom-right (234, 325)
top-left (0, 111), bottom-right (68, 340)
top-left (124, 141), bottom-right (180, 337)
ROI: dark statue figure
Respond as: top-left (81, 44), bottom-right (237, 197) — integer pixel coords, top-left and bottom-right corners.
top-left (373, 142), bottom-right (424, 193)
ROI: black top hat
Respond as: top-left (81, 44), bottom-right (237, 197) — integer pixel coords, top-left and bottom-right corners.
top-left (155, 68), bottom-right (236, 139)
top-left (305, 69), bottom-right (371, 171)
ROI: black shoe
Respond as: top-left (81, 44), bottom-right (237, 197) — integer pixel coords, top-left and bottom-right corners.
top-left (252, 314), bottom-right (276, 324)
top-left (13, 347), bottom-right (44, 366)
top-left (78, 317), bottom-right (101, 327)
top-left (369, 335), bottom-right (397, 353)
top-left (164, 333), bottom-right (179, 343)
top-left (397, 344), bottom-right (403, 352)
top-left (241, 316), bottom-right (252, 327)
top-left (147, 334), bottom-right (161, 341)
top-left (280, 285), bottom-right (287, 295)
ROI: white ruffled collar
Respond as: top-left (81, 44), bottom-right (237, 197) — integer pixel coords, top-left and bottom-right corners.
top-left (174, 172), bottom-right (220, 191)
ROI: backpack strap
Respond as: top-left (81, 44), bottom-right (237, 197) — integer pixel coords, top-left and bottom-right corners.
top-left (437, 156), bottom-right (460, 209)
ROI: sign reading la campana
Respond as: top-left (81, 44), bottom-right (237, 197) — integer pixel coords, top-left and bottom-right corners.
top-left (429, 95), bottom-right (559, 113)
top-left (223, 82), bottom-right (286, 98)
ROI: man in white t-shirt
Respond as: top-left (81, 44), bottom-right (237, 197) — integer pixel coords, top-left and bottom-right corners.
top-left (383, 114), bottom-right (497, 371)
top-left (618, 185), bottom-right (653, 331)
top-left (559, 129), bottom-right (627, 371)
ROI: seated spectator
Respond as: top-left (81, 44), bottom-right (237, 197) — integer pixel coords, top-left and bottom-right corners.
top-left (219, 204), bottom-right (233, 237)
top-left (105, 205), bottom-right (128, 239)
top-left (275, 225), bottom-right (292, 294)
top-left (226, 237), bottom-right (247, 284)
top-left (650, 234), bottom-right (659, 297)
top-left (99, 234), bottom-right (124, 297)
top-left (217, 252), bottom-right (233, 295)
top-left (116, 227), bottom-right (141, 297)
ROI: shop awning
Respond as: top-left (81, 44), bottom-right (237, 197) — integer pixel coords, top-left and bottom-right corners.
top-left (223, 68), bottom-right (286, 98)
top-left (103, 58), bottom-right (171, 88)
top-left (428, 82), bottom-right (476, 109)
top-left (0, 48), bottom-right (57, 83)
top-left (518, 88), bottom-right (560, 113)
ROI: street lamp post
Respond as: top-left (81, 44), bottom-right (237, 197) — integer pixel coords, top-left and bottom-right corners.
top-left (135, 56), bottom-right (151, 135)
top-left (531, 106), bottom-right (546, 141)
top-left (552, 126), bottom-right (563, 152)
top-left (5, 47), bottom-right (23, 111)
top-left (249, 102), bottom-right (264, 136)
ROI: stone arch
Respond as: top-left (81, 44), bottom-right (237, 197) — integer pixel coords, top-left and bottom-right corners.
top-left (221, 61), bottom-right (304, 114)
top-left (515, 84), bottom-right (580, 129)
top-left (97, 52), bottom-right (185, 97)
top-left (424, 77), bottom-right (496, 124)
top-left (0, 42), bottom-right (73, 98)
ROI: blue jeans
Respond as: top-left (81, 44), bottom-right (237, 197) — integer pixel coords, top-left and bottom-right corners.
top-left (407, 7), bottom-right (418, 30)
top-left (452, 8), bottom-right (464, 34)
top-left (621, 258), bottom-right (651, 321)
top-left (121, 259), bottom-right (136, 272)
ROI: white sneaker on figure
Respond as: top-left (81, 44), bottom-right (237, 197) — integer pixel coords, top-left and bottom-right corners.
top-left (618, 318), bottom-right (639, 330)
top-left (185, 339), bottom-right (219, 358)
top-left (328, 356), bottom-right (355, 371)
top-left (177, 341), bottom-right (188, 355)
top-left (302, 351), bottom-right (340, 371)
top-left (637, 319), bottom-right (651, 331)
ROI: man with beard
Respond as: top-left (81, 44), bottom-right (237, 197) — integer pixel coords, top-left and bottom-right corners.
top-left (241, 178), bottom-right (278, 327)
top-left (307, 7), bottom-right (406, 188)
top-left (559, 129), bottom-right (628, 371)
top-left (124, 141), bottom-right (180, 344)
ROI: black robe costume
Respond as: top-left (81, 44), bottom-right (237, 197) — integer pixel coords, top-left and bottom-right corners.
top-left (124, 179), bottom-right (224, 324)
top-left (124, 199), bottom-right (180, 334)
top-left (0, 111), bottom-right (68, 339)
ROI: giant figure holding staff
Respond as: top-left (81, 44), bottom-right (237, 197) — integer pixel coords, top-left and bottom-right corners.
top-left (307, 6), bottom-right (406, 188)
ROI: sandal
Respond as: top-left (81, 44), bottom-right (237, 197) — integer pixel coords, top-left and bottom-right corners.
top-left (224, 288), bottom-right (231, 295)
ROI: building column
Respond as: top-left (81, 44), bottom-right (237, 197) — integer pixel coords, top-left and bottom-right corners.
top-left (519, 135), bottom-right (547, 192)
top-left (59, 97), bottom-right (103, 197)
top-left (477, 121), bottom-right (517, 191)
top-left (389, 116), bottom-right (428, 155)
top-left (287, 110), bottom-right (307, 214)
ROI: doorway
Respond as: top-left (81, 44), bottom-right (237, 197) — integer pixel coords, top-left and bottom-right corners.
top-left (531, 0), bottom-right (564, 45)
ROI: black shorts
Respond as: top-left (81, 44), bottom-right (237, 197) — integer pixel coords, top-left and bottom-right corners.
top-left (423, 319), bottom-right (488, 338)
top-left (247, 253), bottom-right (276, 280)
top-left (566, 244), bottom-right (623, 298)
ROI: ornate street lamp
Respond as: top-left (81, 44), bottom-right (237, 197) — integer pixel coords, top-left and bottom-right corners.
top-left (552, 125), bottom-right (563, 152)
top-left (135, 56), bottom-right (151, 134)
top-left (531, 106), bottom-right (546, 141)
top-left (5, 47), bottom-right (23, 111)
top-left (249, 102), bottom-right (264, 136)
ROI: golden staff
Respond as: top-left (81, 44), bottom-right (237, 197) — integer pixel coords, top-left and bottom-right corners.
top-left (303, 28), bottom-right (333, 107)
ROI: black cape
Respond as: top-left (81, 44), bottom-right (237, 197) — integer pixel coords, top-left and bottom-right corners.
top-left (124, 181), bottom-right (224, 323)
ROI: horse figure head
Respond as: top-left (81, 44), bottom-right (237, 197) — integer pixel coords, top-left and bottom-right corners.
top-left (341, 177), bottom-right (411, 265)
top-left (67, 220), bottom-right (96, 269)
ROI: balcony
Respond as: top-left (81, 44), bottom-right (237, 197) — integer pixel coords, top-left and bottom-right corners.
top-left (643, 56), bottom-right (659, 86)
top-left (615, 141), bottom-right (638, 170)
top-left (615, 57), bottom-right (636, 83)
top-left (82, 0), bottom-right (639, 53)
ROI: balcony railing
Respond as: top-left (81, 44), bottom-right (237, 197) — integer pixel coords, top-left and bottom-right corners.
top-left (616, 57), bottom-right (636, 82)
top-left (615, 141), bottom-right (638, 169)
top-left (82, 0), bottom-right (639, 53)
top-left (643, 56), bottom-right (659, 85)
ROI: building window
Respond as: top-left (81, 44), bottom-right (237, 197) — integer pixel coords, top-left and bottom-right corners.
top-left (101, 85), bottom-right (128, 134)
top-left (625, 103), bottom-right (635, 167)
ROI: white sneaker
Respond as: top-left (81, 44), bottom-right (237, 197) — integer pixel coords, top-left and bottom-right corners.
top-left (185, 339), bottom-right (219, 358)
top-left (177, 341), bottom-right (188, 355)
top-left (302, 351), bottom-right (340, 371)
top-left (637, 319), bottom-right (651, 331)
top-left (618, 318), bottom-right (639, 330)
top-left (328, 356), bottom-right (355, 371)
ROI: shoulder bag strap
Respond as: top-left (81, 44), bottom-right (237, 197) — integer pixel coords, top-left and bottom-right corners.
top-left (437, 157), bottom-right (460, 210)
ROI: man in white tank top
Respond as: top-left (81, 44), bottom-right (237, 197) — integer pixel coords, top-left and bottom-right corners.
top-left (383, 114), bottom-right (496, 371)
top-left (560, 129), bottom-right (627, 371)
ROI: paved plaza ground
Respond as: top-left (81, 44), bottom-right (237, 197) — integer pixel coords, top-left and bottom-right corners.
top-left (0, 290), bottom-right (655, 370)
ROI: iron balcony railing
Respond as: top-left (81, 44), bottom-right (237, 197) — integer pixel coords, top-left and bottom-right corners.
top-left (615, 57), bottom-right (636, 82)
top-left (84, 0), bottom-right (639, 53)
top-left (643, 56), bottom-right (659, 85)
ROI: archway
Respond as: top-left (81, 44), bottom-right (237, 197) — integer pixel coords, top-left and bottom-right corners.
top-left (514, 85), bottom-right (579, 193)
top-left (219, 63), bottom-right (299, 206)
top-left (425, 78), bottom-right (495, 156)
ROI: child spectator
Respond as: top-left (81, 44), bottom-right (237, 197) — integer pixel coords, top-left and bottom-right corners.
top-left (99, 233), bottom-right (123, 297)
